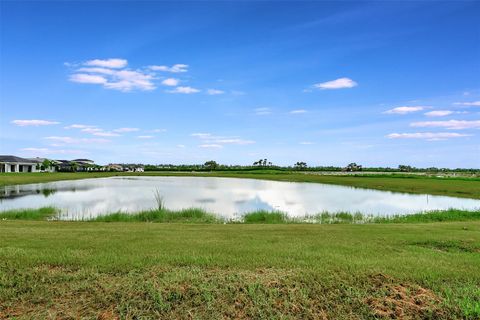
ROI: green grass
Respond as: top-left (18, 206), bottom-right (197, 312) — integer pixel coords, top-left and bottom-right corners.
top-left (373, 208), bottom-right (480, 223)
top-left (0, 220), bottom-right (479, 319)
top-left (0, 207), bottom-right (58, 220)
top-left (243, 210), bottom-right (288, 223)
top-left (1, 170), bottom-right (479, 199)
top-left (3, 207), bottom-right (480, 225)
top-left (92, 208), bottom-right (221, 223)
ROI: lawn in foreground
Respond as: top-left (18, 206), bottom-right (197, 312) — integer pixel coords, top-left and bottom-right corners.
top-left (1, 221), bottom-right (479, 319)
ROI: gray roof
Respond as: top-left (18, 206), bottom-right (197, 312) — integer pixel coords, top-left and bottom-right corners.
top-left (0, 155), bottom-right (37, 164)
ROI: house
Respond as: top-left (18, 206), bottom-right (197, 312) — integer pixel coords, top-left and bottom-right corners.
top-left (0, 155), bottom-right (39, 173)
top-left (72, 159), bottom-right (95, 165)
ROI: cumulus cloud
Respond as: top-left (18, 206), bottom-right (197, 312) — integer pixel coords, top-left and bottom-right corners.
top-left (290, 109), bottom-right (307, 114)
top-left (161, 78), bottom-right (180, 86)
top-left (387, 132), bottom-right (471, 140)
top-left (313, 77), bottom-right (357, 90)
top-left (12, 119), bottom-right (60, 126)
top-left (167, 86), bottom-right (200, 94)
top-left (207, 89), bottom-right (225, 95)
top-left (300, 141), bottom-right (315, 145)
top-left (151, 128), bottom-right (167, 133)
top-left (410, 120), bottom-right (480, 130)
top-left (137, 135), bottom-right (154, 139)
top-left (149, 64), bottom-right (188, 73)
top-left (384, 106), bottom-right (427, 114)
top-left (454, 101), bottom-right (480, 106)
top-left (424, 110), bottom-right (453, 117)
top-left (84, 58), bottom-right (127, 69)
top-left (69, 73), bottom-right (107, 84)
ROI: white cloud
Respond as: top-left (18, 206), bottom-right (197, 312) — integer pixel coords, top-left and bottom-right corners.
top-left (199, 144), bottom-right (223, 148)
top-left (387, 132), bottom-right (471, 140)
top-left (424, 110), bottom-right (453, 117)
top-left (137, 135), bottom-right (154, 139)
top-left (300, 141), bottom-right (315, 145)
top-left (454, 101), bottom-right (480, 107)
top-left (191, 133), bottom-right (212, 138)
top-left (102, 70), bottom-right (155, 92)
top-left (214, 138), bottom-right (255, 145)
top-left (69, 73), bottom-right (108, 84)
top-left (64, 124), bottom-right (95, 129)
top-left (149, 64), bottom-right (188, 73)
top-left (177, 144), bottom-right (185, 148)
top-left (21, 147), bottom-right (84, 155)
top-left (384, 106), bottom-right (427, 114)
top-left (151, 128), bottom-right (167, 133)
top-left (12, 119), bottom-right (60, 126)
top-left (161, 78), bottom-right (180, 86)
top-left (68, 59), bottom-right (155, 92)
top-left (207, 89), bottom-right (225, 95)
top-left (191, 132), bottom-right (255, 146)
top-left (44, 136), bottom-right (110, 144)
top-left (254, 107), bottom-right (272, 115)
top-left (167, 86), bottom-right (200, 94)
top-left (90, 131), bottom-right (121, 137)
top-left (113, 127), bottom-right (140, 133)
top-left (290, 109), bottom-right (307, 114)
top-left (410, 120), bottom-right (480, 130)
top-left (84, 58), bottom-right (127, 69)
top-left (313, 77), bottom-right (357, 90)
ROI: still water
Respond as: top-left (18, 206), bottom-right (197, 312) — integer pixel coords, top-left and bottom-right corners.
top-left (0, 176), bottom-right (478, 220)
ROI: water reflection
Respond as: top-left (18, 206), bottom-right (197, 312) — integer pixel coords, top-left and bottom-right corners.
top-left (0, 176), bottom-right (478, 220)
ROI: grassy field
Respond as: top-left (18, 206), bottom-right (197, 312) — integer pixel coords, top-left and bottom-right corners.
top-left (1, 171), bottom-right (479, 199)
top-left (0, 220), bottom-right (479, 319)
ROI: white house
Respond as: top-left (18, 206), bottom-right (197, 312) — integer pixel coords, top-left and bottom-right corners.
top-left (0, 155), bottom-right (39, 173)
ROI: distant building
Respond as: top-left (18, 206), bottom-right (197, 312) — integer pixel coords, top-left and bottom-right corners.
top-left (0, 155), bottom-right (39, 173)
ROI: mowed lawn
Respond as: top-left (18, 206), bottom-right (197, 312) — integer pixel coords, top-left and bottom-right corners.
top-left (1, 221), bottom-right (479, 319)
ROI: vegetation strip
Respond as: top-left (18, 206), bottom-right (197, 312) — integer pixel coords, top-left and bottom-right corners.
top-left (1, 207), bottom-right (480, 224)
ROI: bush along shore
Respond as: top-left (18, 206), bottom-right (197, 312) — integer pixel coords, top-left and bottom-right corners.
top-left (1, 207), bottom-right (479, 224)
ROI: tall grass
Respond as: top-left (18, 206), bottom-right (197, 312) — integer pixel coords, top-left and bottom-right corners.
top-left (243, 211), bottom-right (288, 224)
top-left (372, 208), bottom-right (480, 223)
top-left (92, 208), bottom-right (221, 223)
top-left (2, 207), bottom-right (479, 224)
top-left (0, 207), bottom-right (58, 220)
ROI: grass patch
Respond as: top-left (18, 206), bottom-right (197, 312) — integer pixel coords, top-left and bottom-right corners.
top-left (373, 209), bottom-right (480, 223)
top-left (0, 221), bottom-right (479, 318)
top-left (92, 208), bottom-right (221, 223)
top-left (0, 207), bottom-right (58, 221)
top-left (243, 211), bottom-right (288, 224)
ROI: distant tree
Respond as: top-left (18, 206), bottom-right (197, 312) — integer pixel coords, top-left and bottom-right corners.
top-left (398, 165), bottom-right (413, 172)
top-left (41, 159), bottom-right (52, 171)
top-left (345, 163), bottom-right (362, 172)
top-left (70, 161), bottom-right (78, 172)
top-left (204, 160), bottom-right (218, 171)
top-left (294, 161), bottom-right (307, 170)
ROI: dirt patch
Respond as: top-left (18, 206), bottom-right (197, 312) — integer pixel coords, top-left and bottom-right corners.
top-left (366, 274), bottom-right (445, 319)
top-left (411, 240), bottom-right (480, 253)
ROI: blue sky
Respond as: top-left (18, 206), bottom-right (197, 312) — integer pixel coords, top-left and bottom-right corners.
top-left (0, 1), bottom-right (479, 167)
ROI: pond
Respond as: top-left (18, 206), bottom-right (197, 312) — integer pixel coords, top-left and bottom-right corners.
top-left (0, 176), bottom-right (478, 220)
